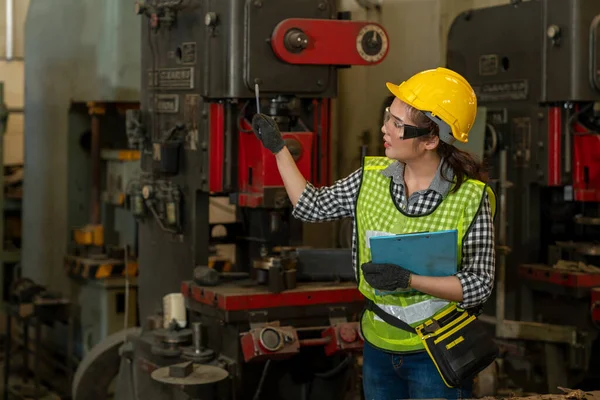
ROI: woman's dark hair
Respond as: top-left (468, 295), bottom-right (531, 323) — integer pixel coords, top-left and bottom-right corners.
top-left (405, 103), bottom-right (488, 193)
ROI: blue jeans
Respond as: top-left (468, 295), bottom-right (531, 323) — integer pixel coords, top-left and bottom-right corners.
top-left (362, 341), bottom-right (473, 400)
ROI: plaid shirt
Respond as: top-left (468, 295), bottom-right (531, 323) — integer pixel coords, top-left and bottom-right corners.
top-left (292, 160), bottom-right (495, 309)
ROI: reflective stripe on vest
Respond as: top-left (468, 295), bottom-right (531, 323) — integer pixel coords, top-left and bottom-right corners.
top-left (356, 156), bottom-right (496, 353)
top-left (376, 299), bottom-right (450, 325)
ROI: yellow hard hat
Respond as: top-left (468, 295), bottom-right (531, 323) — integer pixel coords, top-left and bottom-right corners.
top-left (385, 67), bottom-right (477, 144)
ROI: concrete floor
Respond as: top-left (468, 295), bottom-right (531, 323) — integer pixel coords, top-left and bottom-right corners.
top-left (0, 355), bottom-right (597, 400)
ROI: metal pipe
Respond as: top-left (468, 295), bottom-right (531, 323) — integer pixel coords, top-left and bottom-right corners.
top-left (192, 322), bottom-right (202, 352)
top-left (295, 326), bottom-right (330, 332)
top-left (496, 148), bottom-right (508, 332)
top-left (6, 0), bottom-right (13, 61)
top-left (90, 115), bottom-right (101, 224)
top-left (298, 337), bottom-right (331, 347)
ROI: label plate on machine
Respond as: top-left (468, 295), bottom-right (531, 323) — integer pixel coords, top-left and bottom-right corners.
top-left (180, 42), bottom-right (197, 64)
top-left (473, 79), bottom-right (529, 102)
top-left (148, 67), bottom-right (195, 90)
top-left (479, 54), bottom-right (499, 76)
top-left (154, 94), bottom-right (180, 113)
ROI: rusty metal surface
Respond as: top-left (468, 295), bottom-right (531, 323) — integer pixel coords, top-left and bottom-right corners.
top-left (150, 362), bottom-right (229, 386)
top-left (480, 315), bottom-right (579, 346)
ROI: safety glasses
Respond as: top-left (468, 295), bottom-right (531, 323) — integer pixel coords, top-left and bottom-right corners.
top-left (383, 107), bottom-right (431, 140)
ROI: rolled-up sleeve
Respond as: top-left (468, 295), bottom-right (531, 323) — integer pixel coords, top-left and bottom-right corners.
top-left (456, 194), bottom-right (496, 309)
top-left (292, 169), bottom-right (362, 223)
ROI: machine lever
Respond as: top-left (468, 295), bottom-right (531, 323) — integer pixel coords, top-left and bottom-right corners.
top-left (255, 83), bottom-right (261, 114)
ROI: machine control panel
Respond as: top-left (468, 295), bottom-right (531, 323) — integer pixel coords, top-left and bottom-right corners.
top-left (241, 325), bottom-right (300, 363)
top-left (356, 24), bottom-right (388, 63)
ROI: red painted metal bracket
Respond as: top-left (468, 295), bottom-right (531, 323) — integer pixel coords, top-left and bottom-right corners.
top-left (271, 19), bottom-right (389, 66)
top-left (181, 281), bottom-right (364, 312)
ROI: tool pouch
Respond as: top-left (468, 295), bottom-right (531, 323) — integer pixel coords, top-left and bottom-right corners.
top-left (415, 305), bottom-right (499, 388)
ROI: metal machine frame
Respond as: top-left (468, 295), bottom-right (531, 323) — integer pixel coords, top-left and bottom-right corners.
top-left (447, 0), bottom-right (600, 393)
top-left (72, 1), bottom-right (390, 399)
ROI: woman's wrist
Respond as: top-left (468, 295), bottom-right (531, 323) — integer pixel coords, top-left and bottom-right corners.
top-left (274, 145), bottom-right (289, 159)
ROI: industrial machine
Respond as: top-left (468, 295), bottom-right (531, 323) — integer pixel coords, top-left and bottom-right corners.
top-left (64, 101), bottom-right (141, 359)
top-left (447, 0), bottom-right (600, 393)
top-left (72, 1), bottom-right (389, 399)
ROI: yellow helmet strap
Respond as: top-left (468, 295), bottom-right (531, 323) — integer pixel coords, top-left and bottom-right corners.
top-left (424, 112), bottom-right (455, 145)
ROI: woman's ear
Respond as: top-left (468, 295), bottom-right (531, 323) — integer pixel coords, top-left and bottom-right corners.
top-left (423, 135), bottom-right (439, 151)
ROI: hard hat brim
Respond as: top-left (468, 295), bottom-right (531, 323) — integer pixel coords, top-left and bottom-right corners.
top-left (386, 82), bottom-right (410, 107)
top-left (385, 82), bottom-right (433, 116)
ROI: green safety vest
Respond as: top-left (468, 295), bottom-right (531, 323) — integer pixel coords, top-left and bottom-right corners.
top-left (356, 156), bottom-right (496, 353)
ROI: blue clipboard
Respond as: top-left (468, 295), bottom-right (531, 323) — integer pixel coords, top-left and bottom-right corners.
top-left (369, 229), bottom-right (458, 294)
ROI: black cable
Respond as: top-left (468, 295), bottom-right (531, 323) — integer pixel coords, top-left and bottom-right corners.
top-left (252, 359), bottom-right (271, 400)
top-left (569, 103), bottom-right (597, 135)
top-left (301, 381), bottom-right (312, 400)
top-left (312, 355), bottom-right (352, 379)
top-left (146, 201), bottom-right (178, 234)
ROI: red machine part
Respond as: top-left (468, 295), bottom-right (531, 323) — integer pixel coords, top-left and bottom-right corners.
top-left (592, 288), bottom-right (600, 323)
top-left (545, 104), bottom-right (600, 200)
top-left (547, 106), bottom-right (561, 186)
top-left (271, 19), bottom-right (389, 66)
top-left (237, 126), bottom-right (314, 207)
top-left (209, 103), bottom-right (225, 193)
top-left (241, 325), bottom-right (300, 363)
top-left (240, 322), bottom-right (364, 362)
top-left (181, 281), bottom-right (364, 312)
top-left (572, 105), bottom-right (600, 201)
top-left (322, 322), bottom-right (364, 356)
top-left (518, 264), bottom-right (600, 288)
top-left (208, 100), bottom-right (331, 206)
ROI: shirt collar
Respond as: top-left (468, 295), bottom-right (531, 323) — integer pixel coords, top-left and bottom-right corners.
top-left (380, 158), bottom-right (454, 197)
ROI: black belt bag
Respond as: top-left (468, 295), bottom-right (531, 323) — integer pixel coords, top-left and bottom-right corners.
top-left (366, 300), bottom-right (499, 388)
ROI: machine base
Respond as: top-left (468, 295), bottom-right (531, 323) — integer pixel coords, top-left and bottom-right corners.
top-left (112, 280), bottom-right (366, 399)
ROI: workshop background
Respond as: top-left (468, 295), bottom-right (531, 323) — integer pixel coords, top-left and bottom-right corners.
top-left (2, 0), bottom-right (509, 293)
top-left (0, 0), bottom-right (599, 399)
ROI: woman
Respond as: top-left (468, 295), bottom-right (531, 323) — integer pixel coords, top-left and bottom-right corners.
top-left (251, 67), bottom-right (496, 400)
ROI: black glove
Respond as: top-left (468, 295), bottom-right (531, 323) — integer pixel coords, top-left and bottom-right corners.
top-left (251, 113), bottom-right (285, 154)
top-left (361, 262), bottom-right (412, 291)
